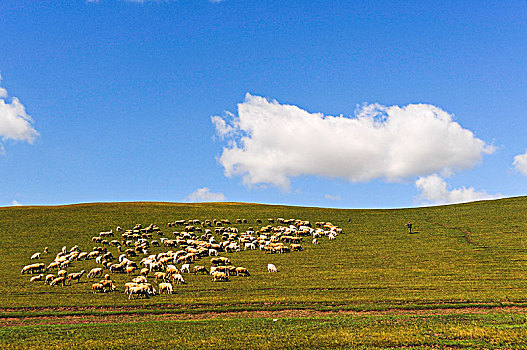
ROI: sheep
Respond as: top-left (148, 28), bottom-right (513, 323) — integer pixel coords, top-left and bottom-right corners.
top-left (57, 269), bottom-right (68, 278)
top-left (312, 238), bottom-right (319, 245)
top-left (193, 265), bottom-right (208, 275)
top-left (45, 274), bottom-right (55, 284)
top-left (132, 276), bottom-right (148, 284)
top-left (67, 270), bottom-right (86, 283)
top-left (172, 273), bottom-right (185, 284)
top-left (30, 252), bottom-right (41, 260)
top-left (180, 263), bottom-right (190, 273)
top-left (328, 232), bottom-right (336, 240)
top-left (126, 266), bottom-right (137, 275)
top-left (211, 271), bottom-right (228, 282)
top-left (244, 242), bottom-right (256, 250)
top-left (50, 276), bottom-right (66, 286)
top-left (140, 268), bottom-right (149, 277)
top-left (128, 285), bottom-right (149, 299)
top-left (21, 263), bottom-right (45, 274)
top-left (30, 274), bottom-right (44, 282)
top-left (92, 283), bottom-right (105, 293)
top-left (43, 247), bottom-right (49, 254)
top-left (99, 279), bottom-right (116, 292)
top-left (165, 264), bottom-right (179, 276)
top-left (267, 263), bottom-right (278, 273)
top-left (61, 246), bottom-right (67, 254)
top-left (235, 267), bottom-right (250, 276)
top-left (124, 282), bottom-right (139, 295)
top-left (154, 272), bottom-right (168, 283)
top-left (208, 248), bottom-right (218, 256)
top-left (87, 267), bottom-right (104, 278)
top-left (291, 244), bottom-right (303, 251)
top-left (158, 282), bottom-right (173, 295)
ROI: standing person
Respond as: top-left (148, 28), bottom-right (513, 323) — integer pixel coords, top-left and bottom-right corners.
top-left (405, 222), bottom-right (413, 234)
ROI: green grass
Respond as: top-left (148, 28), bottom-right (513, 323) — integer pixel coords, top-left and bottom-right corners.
top-left (2, 198), bottom-right (527, 348)
top-left (3, 313), bottom-right (527, 349)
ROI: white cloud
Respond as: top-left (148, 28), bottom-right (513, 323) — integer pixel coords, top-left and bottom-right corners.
top-left (11, 200), bottom-right (21, 206)
top-left (185, 187), bottom-right (226, 202)
top-left (513, 151), bottom-right (527, 176)
top-left (415, 174), bottom-right (500, 205)
top-left (213, 94), bottom-right (494, 190)
top-left (324, 194), bottom-right (341, 201)
top-left (0, 74), bottom-right (39, 148)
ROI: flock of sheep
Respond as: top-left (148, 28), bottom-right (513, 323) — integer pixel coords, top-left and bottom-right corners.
top-left (21, 217), bottom-right (342, 299)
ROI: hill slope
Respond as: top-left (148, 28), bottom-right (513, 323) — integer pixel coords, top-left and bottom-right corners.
top-left (2, 198), bottom-right (527, 310)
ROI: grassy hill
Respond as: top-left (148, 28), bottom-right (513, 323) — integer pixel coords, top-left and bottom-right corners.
top-left (2, 198), bottom-right (527, 348)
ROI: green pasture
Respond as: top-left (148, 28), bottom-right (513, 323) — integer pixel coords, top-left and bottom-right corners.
top-left (2, 198), bottom-right (527, 348)
top-left (3, 312), bottom-right (527, 349)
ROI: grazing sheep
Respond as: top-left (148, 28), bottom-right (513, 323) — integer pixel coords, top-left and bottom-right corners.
top-left (21, 263), bottom-right (45, 274)
top-left (154, 272), bottom-right (168, 283)
top-left (235, 267), bottom-right (250, 276)
top-left (159, 282), bottom-right (173, 295)
top-left (267, 263), bottom-right (278, 273)
top-left (132, 276), bottom-right (148, 284)
top-left (172, 273), bottom-right (185, 284)
top-left (165, 265), bottom-right (179, 276)
top-left (30, 274), bottom-right (44, 282)
top-left (312, 238), bottom-right (319, 245)
top-left (140, 268), bottom-right (149, 277)
top-left (92, 283), bottom-right (105, 293)
top-left (57, 269), bottom-right (68, 278)
top-left (67, 270), bottom-right (86, 283)
top-left (50, 276), bottom-right (66, 286)
top-left (180, 263), bottom-right (190, 273)
top-left (88, 267), bottom-right (104, 278)
top-left (193, 265), bottom-right (208, 275)
top-left (208, 248), bottom-right (218, 256)
top-left (211, 271), bottom-right (229, 282)
top-left (30, 252), bottom-right (41, 260)
top-left (291, 244), bottom-right (303, 251)
top-left (45, 274), bottom-right (55, 284)
top-left (99, 279), bottom-right (116, 292)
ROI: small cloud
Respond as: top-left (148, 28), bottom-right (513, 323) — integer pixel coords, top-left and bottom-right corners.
top-left (324, 194), bottom-right (341, 201)
top-left (513, 151), bottom-right (527, 176)
top-left (185, 187), bottom-right (226, 202)
top-left (415, 174), bottom-right (501, 205)
top-left (11, 200), bottom-right (21, 206)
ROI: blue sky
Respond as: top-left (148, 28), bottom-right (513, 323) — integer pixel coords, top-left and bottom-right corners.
top-left (1, 0), bottom-right (526, 208)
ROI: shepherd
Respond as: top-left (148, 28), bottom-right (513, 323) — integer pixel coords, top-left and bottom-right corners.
top-left (405, 222), bottom-right (413, 234)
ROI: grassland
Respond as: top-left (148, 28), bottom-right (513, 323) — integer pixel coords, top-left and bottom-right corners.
top-left (2, 198), bottom-right (527, 348)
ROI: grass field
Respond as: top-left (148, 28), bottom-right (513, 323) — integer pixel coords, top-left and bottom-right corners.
top-left (2, 198), bottom-right (527, 348)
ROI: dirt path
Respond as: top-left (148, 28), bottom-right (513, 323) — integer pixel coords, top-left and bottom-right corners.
top-left (3, 305), bottom-right (527, 327)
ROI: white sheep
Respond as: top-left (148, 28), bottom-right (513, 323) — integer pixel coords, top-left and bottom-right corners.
top-left (172, 273), bottom-right (185, 284)
top-left (267, 263), bottom-right (278, 273)
top-left (30, 274), bottom-right (44, 282)
top-left (208, 248), bottom-right (218, 256)
top-left (180, 263), bottom-right (190, 273)
top-left (30, 252), bottom-right (41, 260)
top-left (159, 282), bottom-right (173, 295)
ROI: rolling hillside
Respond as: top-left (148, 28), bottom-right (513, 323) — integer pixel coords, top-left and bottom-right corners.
top-left (3, 198), bottom-right (527, 349)
top-left (2, 198), bottom-right (527, 310)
